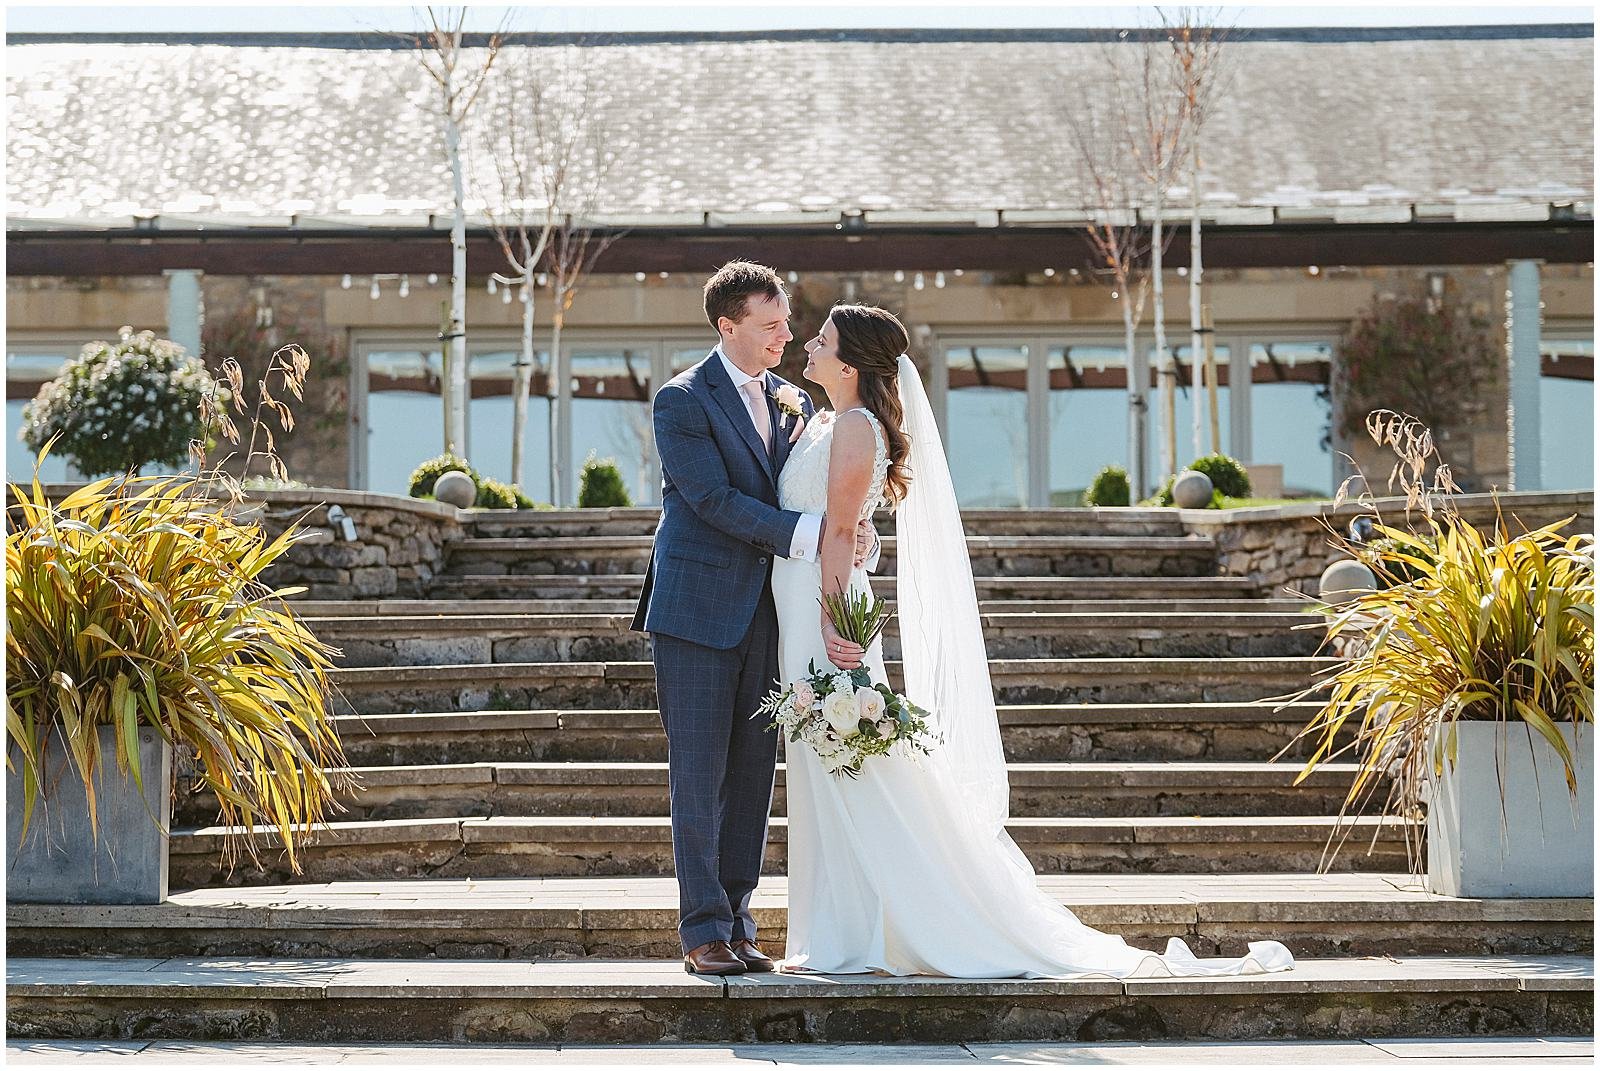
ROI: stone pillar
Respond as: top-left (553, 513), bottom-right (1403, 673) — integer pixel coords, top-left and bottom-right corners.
top-left (163, 269), bottom-right (204, 357)
top-left (1505, 260), bottom-right (1543, 491)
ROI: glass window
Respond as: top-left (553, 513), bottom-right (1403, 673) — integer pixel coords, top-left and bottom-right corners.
top-left (470, 346), bottom-right (553, 503)
top-left (1047, 344), bottom-right (1126, 505)
top-left (1540, 337), bottom-right (1594, 490)
top-left (1146, 344), bottom-right (1232, 476)
top-left (945, 344), bottom-right (1028, 507)
top-left (571, 347), bottom-right (655, 504)
top-left (6, 344), bottom-right (76, 483)
top-left (365, 347), bottom-right (445, 496)
top-left (1249, 341), bottom-right (1334, 497)
top-left (672, 346), bottom-right (713, 373)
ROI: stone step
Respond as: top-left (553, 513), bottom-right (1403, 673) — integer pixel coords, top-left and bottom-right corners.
top-left (457, 506), bottom-right (1191, 539)
top-left (8, 953), bottom-right (1588, 1043)
top-left (441, 534), bottom-right (1221, 579)
top-left (176, 760), bottom-right (1367, 826)
top-left (166, 814), bottom-right (1410, 888)
top-left (290, 596), bottom-right (1309, 617)
top-left (11, 874), bottom-right (1589, 961)
top-left (331, 702), bottom-right (1339, 765)
top-left (327, 657), bottom-right (1337, 715)
top-left (426, 573), bottom-right (1265, 601)
top-left (309, 611), bottom-right (1325, 668)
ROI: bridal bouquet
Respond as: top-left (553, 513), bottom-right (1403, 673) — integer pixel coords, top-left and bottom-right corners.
top-left (756, 662), bottom-right (940, 778)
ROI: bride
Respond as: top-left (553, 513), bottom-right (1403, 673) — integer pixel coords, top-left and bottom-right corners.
top-left (770, 303), bottom-right (1295, 979)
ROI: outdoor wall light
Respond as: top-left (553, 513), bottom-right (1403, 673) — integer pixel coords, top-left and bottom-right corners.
top-left (326, 504), bottom-right (358, 543)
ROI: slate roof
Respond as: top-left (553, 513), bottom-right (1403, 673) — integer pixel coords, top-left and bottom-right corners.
top-left (5, 27), bottom-right (1594, 230)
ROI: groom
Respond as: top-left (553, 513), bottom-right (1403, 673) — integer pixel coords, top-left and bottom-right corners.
top-left (632, 260), bottom-right (872, 975)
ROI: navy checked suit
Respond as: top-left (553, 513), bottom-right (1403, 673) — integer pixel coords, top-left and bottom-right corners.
top-left (630, 351), bottom-right (816, 953)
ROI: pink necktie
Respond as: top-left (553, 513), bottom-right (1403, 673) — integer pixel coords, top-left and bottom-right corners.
top-left (742, 379), bottom-right (773, 453)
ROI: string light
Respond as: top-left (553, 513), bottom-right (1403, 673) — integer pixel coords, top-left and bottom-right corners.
top-left (340, 274), bottom-right (352, 289)
top-left (1043, 268), bottom-right (1056, 278)
top-left (934, 272), bottom-right (946, 288)
top-left (894, 270), bottom-right (905, 283)
top-left (634, 272), bottom-right (647, 282)
top-left (427, 273), bottom-right (439, 285)
top-left (398, 275), bottom-right (410, 298)
top-left (913, 272), bottom-right (925, 291)
top-left (487, 277), bottom-right (498, 295)
top-left (369, 279), bottom-right (381, 300)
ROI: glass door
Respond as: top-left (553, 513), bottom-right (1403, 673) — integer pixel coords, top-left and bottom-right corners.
top-left (943, 343), bottom-right (1030, 507)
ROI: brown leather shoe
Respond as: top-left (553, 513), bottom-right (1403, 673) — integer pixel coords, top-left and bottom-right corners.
top-left (683, 940), bottom-right (747, 975)
top-left (730, 938), bottom-right (776, 973)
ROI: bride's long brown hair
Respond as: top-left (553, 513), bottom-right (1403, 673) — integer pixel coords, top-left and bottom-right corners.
top-left (830, 304), bottom-right (913, 507)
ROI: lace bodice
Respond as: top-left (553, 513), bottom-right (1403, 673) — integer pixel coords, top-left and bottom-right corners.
top-left (778, 407), bottom-right (889, 520)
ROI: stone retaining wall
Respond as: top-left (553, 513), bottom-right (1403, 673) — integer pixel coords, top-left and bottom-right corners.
top-left (1179, 491), bottom-right (1595, 597)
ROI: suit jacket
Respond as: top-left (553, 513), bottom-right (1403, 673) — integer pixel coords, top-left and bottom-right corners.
top-left (630, 351), bottom-right (817, 649)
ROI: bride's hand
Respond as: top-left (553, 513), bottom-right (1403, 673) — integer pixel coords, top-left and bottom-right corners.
top-left (821, 619), bottom-right (865, 670)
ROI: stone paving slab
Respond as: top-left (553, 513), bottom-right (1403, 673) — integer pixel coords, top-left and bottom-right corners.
top-left (10, 954), bottom-right (1589, 999)
top-left (6, 1037), bottom-right (1594, 1065)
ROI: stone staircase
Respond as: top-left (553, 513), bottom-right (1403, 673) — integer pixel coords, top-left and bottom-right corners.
top-left (8, 506), bottom-right (1591, 1044)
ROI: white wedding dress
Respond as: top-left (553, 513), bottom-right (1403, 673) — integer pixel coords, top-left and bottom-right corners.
top-left (770, 397), bottom-right (1295, 979)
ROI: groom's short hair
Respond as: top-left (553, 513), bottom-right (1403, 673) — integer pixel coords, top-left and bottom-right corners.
top-left (704, 261), bottom-right (786, 332)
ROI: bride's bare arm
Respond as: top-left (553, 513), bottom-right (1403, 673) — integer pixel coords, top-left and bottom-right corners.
top-left (820, 412), bottom-right (877, 668)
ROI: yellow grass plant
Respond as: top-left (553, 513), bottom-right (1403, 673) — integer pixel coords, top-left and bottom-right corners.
top-left (6, 342), bottom-right (351, 872)
top-left (1282, 411), bottom-right (1594, 870)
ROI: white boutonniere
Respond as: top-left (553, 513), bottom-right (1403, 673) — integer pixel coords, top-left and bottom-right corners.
top-left (773, 383), bottom-right (807, 442)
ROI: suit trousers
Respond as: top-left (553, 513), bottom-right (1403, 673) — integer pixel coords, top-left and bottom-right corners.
top-left (650, 587), bottom-right (781, 954)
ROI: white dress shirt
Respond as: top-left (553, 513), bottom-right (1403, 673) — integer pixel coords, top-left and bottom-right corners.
top-left (715, 347), bottom-right (823, 562)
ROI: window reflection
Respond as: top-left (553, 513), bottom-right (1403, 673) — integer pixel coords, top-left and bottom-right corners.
top-left (471, 347), bottom-right (553, 503)
top-left (1540, 337), bottom-right (1594, 490)
top-left (1249, 341), bottom-right (1333, 496)
top-left (1048, 344), bottom-right (1126, 505)
top-left (365, 348), bottom-right (445, 496)
top-left (946, 344), bottom-right (1028, 507)
top-left (571, 348), bottom-right (654, 504)
top-left (6, 347), bottom-right (74, 483)
top-left (1146, 344), bottom-right (1233, 475)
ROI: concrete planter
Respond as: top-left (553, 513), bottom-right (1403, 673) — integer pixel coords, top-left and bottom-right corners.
top-left (1427, 720), bottom-right (1593, 898)
top-left (6, 724), bottom-right (171, 905)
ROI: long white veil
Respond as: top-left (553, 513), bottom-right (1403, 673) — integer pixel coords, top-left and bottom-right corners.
top-left (893, 353), bottom-right (1014, 839)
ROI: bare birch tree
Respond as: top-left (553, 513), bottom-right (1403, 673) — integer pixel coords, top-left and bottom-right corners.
top-left (403, 7), bottom-right (504, 460)
top-left (1061, 45), bottom-right (1178, 500)
top-left (1161, 8), bottom-right (1235, 457)
top-left (1109, 26), bottom-right (1191, 481)
top-left (476, 44), bottom-right (597, 494)
top-left (478, 51), bottom-right (622, 506)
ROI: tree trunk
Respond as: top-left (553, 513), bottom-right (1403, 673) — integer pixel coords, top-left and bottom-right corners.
top-left (1122, 288), bottom-right (1148, 500)
top-left (445, 105), bottom-right (469, 459)
top-left (511, 268), bottom-right (535, 492)
top-left (550, 296), bottom-right (567, 505)
top-left (1152, 187), bottom-right (1174, 479)
top-left (1189, 131), bottom-right (1206, 458)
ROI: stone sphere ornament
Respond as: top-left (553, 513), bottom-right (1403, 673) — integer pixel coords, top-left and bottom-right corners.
top-left (434, 470), bottom-right (477, 508)
top-left (1171, 469), bottom-right (1214, 509)
top-left (1319, 558), bottom-right (1377, 602)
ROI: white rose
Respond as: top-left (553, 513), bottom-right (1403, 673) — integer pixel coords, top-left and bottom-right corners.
top-left (773, 383), bottom-right (804, 415)
top-left (855, 687), bottom-right (886, 727)
top-left (822, 689), bottom-right (861, 738)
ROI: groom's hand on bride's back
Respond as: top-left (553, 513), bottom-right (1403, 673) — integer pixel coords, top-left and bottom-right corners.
top-left (854, 519), bottom-right (878, 568)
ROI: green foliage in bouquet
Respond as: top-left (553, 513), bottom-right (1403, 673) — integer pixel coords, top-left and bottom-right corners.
top-left (755, 659), bottom-right (939, 779)
top-left (20, 328), bottom-right (230, 478)
top-left (820, 582), bottom-right (893, 649)
top-left (578, 453), bottom-right (632, 508)
top-left (1082, 464), bottom-right (1131, 507)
